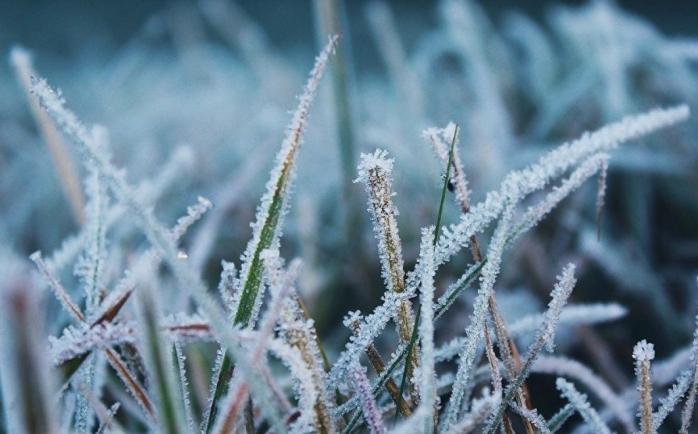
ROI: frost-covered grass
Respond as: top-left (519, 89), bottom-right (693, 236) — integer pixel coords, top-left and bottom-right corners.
top-left (2, 0), bottom-right (698, 433)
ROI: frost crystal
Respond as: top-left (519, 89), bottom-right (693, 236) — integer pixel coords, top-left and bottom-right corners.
top-left (343, 310), bottom-right (364, 329)
top-left (432, 105), bottom-right (689, 271)
top-left (170, 196), bottom-right (213, 241)
top-left (217, 260), bottom-right (238, 314)
top-left (541, 264), bottom-right (578, 352)
top-left (509, 404), bottom-right (551, 434)
top-left (653, 369), bottom-right (691, 431)
top-left (509, 303), bottom-right (627, 337)
top-left (534, 356), bottom-right (633, 432)
top-left (483, 264), bottom-right (577, 434)
top-left (30, 251), bottom-right (85, 322)
top-left (49, 314), bottom-right (213, 366)
top-left (634, 339), bottom-right (655, 434)
top-left (416, 227), bottom-right (437, 431)
top-left (355, 151), bottom-right (401, 285)
top-left (444, 202), bottom-right (515, 430)
top-left (434, 303), bottom-right (627, 363)
top-left (511, 153), bottom-right (610, 243)
top-left (50, 323), bottom-right (134, 365)
top-left (634, 340), bottom-right (656, 363)
top-left (556, 378), bottom-right (614, 434)
top-left (350, 361), bottom-right (385, 434)
top-left (76, 159), bottom-right (108, 315)
top-left (235, 34), bottom-right (339, 328)
top-left (444, 388), bottom-right (500, 434)
top-left (174, 342), bottom-right (196, 434)
top-left (327, 286), bottom-right (412, 392)
top-left (595, 158), bottom-right (609, 236)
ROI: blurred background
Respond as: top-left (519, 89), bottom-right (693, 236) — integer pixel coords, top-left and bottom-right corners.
top-left (1, 1), bottom-right (698, 429)
top-left (1, 1), bottom-right (696, 68)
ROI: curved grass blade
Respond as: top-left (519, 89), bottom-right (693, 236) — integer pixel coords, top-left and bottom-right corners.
top-left (395, 125), bottom-right (459, 421)
top-left (203, 35), bottom-right (338, 432)
top-left (136, 283), bottom-right (186, 434)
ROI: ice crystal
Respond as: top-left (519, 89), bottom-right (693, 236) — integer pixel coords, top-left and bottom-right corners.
top-left (444, 202), bottom-right (515, 429)
top-left (634, 340), bottom-right (655, 434)
top-left (444, 388), bottom-right (500, 434)
top-left (653, 369), bottom-right (691, 431)
top-left (416, 227), bottom-right (437, 432)
top-left (350, 361), bottom-right (385, 434)
top-left (235, 35), bottom-right (339, 328)
top-left (483, 264), bottom-right (577, 434)
top-left (556, 378), bottom-right (614, 434)
top-left (534, 356), bottom-right (633, 432)
top-left (433, 105), bottom-right (689, 269)
top-left (509, 404), bottom-right (551, 434)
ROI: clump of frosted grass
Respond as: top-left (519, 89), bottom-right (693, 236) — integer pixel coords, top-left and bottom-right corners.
top-left (3, 2), bottom-right (698, 432)
top-left (22, 71), bottom-right (694, 433)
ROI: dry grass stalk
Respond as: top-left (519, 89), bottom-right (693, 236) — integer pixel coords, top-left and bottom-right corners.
top-left (10, 47), bottom-right (85, 225)
top-left (346, 315), bottom-right (413, 417)
top-left (634, 340), bottom-right (655, 434)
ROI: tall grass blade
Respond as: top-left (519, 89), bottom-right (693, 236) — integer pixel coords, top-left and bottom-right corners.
top-left (312, 0), bottom-right (359, 244)
top-left (135, 281), bottom-right (186, 434)
top-left (204, 35), bottom-right (337, 432)
top-left (396, 126), bottom-right (459, 421)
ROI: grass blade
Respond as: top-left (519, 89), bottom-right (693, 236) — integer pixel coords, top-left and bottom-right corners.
top-left (312, 0), bottom-right (359, 245)
top-left (546, 403), bottom-right (574, 433)
top-left (395, 125), bottom-right (458, 420)
top-left (0, 256), bottom-right (58, 434)
top-left (204, 35), bottom-right (338, 432)
top-left (136, 282), bottom-right (186, 434)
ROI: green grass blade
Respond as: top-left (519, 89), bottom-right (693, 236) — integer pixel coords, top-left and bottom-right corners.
top-left (203, 36), bottom-right (337, 433)
top-left (312, 0), bottom-right (359, 245)
top-left (433, 124), bottom-right (459, 245)
top-left (395, 124), bottom-right (459, 421)
top-left (136, 284), bottom-right (185, 434)
top-left (233, 167), bottom-right (292, 326)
